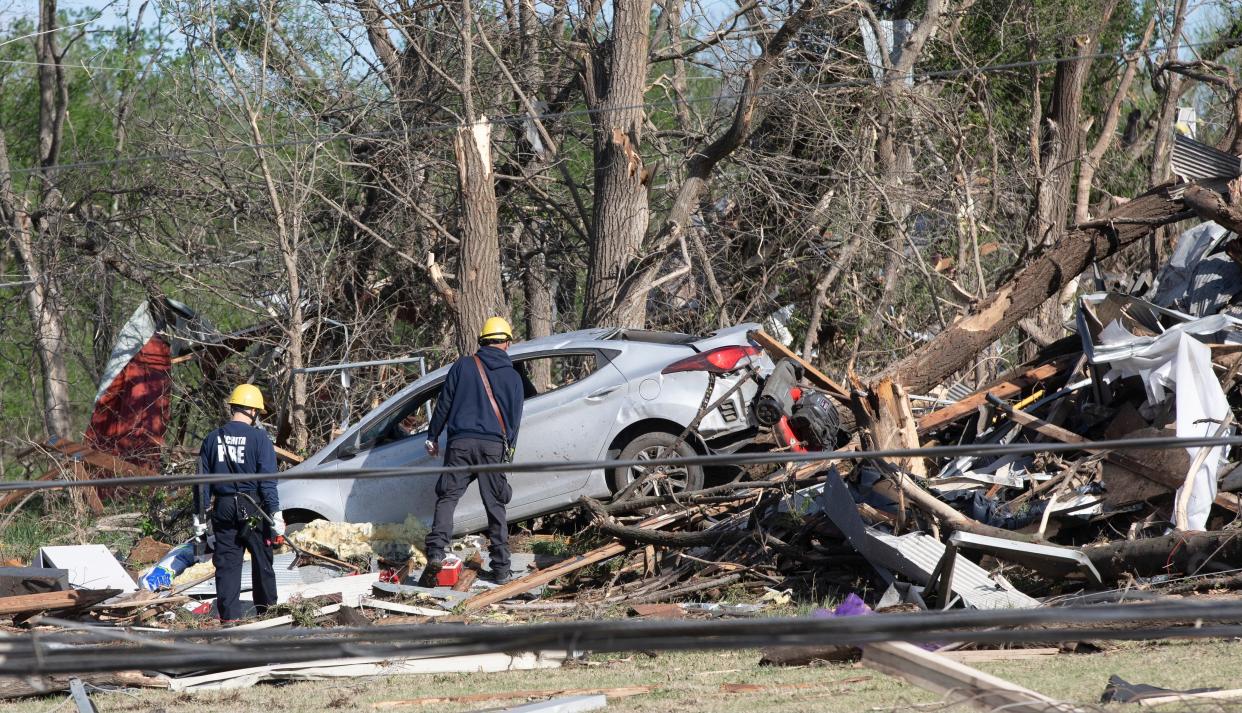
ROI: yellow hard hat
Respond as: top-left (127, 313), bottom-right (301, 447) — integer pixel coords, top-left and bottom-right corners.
top-left (479, 316), bottom-right (514, 343)
top-left (227, 384), bottom-right (266, 412)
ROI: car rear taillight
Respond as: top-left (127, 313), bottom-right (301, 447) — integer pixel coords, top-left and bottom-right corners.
top-left (662, 345), bottom-right (761, 375)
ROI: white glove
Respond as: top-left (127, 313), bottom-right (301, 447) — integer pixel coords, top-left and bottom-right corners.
top-left (271, 511), bottom-right (286, 537)
top-left (192, 515), bottom-right (208, 538)
top-left (425, 440), bottom-right (440, 457)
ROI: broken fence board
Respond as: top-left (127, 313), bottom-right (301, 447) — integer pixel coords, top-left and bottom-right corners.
top-left (917, 360), bottom-right (1068, 434)
top-left (862, 641), bottom-right (1081, 713)
top-left (749, 329), bottom-right (850, 399)
top-left (460, 511), bottom-right (683, 612)
top-left (372, 687), bottom-right (653, 709)
top-left (359, 596), bottom-right (447, 617)
top-left (1137, 688), bottom-right (1242, 707)
top-left (0, 589), bottom-right (120, 616)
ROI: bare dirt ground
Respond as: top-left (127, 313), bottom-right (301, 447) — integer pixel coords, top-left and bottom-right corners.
top-left (4, 638), bottom-right (1242, 712)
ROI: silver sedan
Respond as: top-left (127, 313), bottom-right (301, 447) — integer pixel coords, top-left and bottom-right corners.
top-left (278, 324), bottom-right (774, 534)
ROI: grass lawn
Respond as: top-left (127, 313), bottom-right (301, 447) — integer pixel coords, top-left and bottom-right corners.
top-left (4, 638), bottom-right (1242, 712)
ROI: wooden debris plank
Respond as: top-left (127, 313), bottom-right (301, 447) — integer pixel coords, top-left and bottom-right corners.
top-left (721, 677), bottom-right (870, 693)
top-left (1137, 688), bottom-right (1242, 707)
top-left (371, 686), bottom-right (654, 708)
top-left (749, 329), bottom-right (849, 399)
top-left (0, 469), bottom-right (58, 511)
top-left (916, 360), bottom-right (1069, 434)
top-left (862, 641), bottom-right (1080, 713)
top-left (274, 446), bottom-right (304, 465)
top-left (1002, 404), bottom-right (1240, 513)
top-left (460, 511), bottom-right (685, 612)
top-left (0, 589), bottom-right (120, 616)
top-left (941, 648), bottom-right (1060, 663)
top-left (72, 460), bottom-right (104, 516)
top-left (359, 596), bottom-right (446, 617)
top-left (46, 438), bottom-right (156, 477)
top-left (231, 603), bottom-right (342, 630)
top-left (89, 595), bottom-right (189, 611)
top-left (0, 671), bottom-right (168, 700)
top-left (452, 552), bottom-right (484, 592)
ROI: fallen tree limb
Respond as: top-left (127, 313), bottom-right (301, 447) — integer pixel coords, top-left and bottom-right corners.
top-left (882, 186), bottom-right (1190, 392)
top-left (599, 479), bottom-right (794, 515)
top-left (1083, 530), bottom-right (1242, 581)
top-left (1183, 182), bottom-right (1242, 234)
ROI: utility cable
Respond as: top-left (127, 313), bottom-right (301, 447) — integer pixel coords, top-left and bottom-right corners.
top-left (6, 598), bottom-right (1242, 675)
top-left (1, 434), bottom-right (1240, 493)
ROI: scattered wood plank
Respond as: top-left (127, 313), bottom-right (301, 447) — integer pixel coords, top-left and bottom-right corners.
top-left (1137, 688), bottom-right (1242, 707)
top-left (459, 511), bottom-right (685, 613)
top-left (452, 552), bottom-right (484, 592)
top-left (274, 446), bottom-right (304, 465)
top-left (371, 685), bottom-right (654, 708)
top-left (871, 379), bottom-right (927, 478)
top-left (863, 641), bottom-right (1081, 713)
top-left (359, 596), bottom-right (447, 617)
top-left (89, 595), bottom-right (189, 611)
top-left (0, 671), bottom-right (168, 700)
top-left (749, 329), bottom-right (850, 400)
top-left (721, 677), bottom-right (870, 693)
top-left (916, 360), bottom-right (1068, 434)
top-left (0, 589), bottom-right (120, 616)
top-left (941, 648), bottom-right (1060, 663)
top-left (231, 603), bottom-right (342, 630)
top-left (628, 603), bottom-right (684, 619)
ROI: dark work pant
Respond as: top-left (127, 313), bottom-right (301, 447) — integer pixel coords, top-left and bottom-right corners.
top-left (425, 437), bottom-right (512, 572)
top-left (211, 495), bottom-right (277, 621)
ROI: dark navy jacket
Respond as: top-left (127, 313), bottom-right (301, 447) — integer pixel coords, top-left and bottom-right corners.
top-left (428, 346), bottom-right (528, 445)
top-left (196, 421), bottom-right (279, 516)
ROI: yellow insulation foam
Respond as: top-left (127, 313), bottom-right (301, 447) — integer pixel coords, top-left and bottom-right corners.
top-left (289, 515), bottom-right (428, 565)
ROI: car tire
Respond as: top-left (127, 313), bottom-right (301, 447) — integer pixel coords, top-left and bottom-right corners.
top-left (608, 431), bottom-right (705, 501)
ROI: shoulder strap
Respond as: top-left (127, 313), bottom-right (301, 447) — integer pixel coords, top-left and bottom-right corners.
top-left (473, 355), bottom-right (507, 437)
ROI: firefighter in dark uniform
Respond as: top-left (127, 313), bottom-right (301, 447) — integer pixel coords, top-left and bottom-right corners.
top-left (195, 384), bottom-right (283, 621)
top-left (423, 317), bottom-right (531, 584)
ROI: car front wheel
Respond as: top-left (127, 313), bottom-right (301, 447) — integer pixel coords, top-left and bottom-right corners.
top-left (608, 431), bottom-right (705, 501)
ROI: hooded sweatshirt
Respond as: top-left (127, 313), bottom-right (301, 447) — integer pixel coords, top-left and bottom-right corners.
top-left (428, 345), bottom-right (526, 445)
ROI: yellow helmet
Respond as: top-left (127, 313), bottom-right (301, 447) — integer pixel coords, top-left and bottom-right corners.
top-left (479, 316), bottom-right (514, 343)
top-left (226, 383), bottom-right (266, 412)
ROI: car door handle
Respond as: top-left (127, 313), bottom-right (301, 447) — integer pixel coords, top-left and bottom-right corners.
top-left (585, 386), bottom-right (621, 401)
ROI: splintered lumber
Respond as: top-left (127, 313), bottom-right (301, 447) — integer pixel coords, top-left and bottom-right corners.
top-left (941, 648), bottom-right (1060, 663)
top-left (997, 401), bottom-right (1240, 513)
top-left (371, 686), bottom-right (654, 708)
top-left (749, 329), bottom-right (850, 400)
top-left (884, 185), bottom-right (1188, 393)
top-left (0, 671), bottom-right (168, 699)
top-left (452, 552), bottom-right (484, 592)
top-left (916, 360), bottom-right (1068, 434)
top-left (870, 380), bottom-right (926, 477)
top-left (0, 588), bottom-right (120, 616)
top-left (721, 678), bottom-right (870, 693)
top-left (1084, 530), bottom-right (1242, 581)
top-left (862, 641), bottom-right (1079, 713)
top-left (274, 446), bottom-right (304, 465)
top-left (460, 510), bottom-right (684, 612)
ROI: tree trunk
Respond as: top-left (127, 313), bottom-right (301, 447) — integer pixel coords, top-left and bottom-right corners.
top-left (1026, 4), bottom-right (1117, 356)
top-left (581, 0), bottom-right (654, 328)
top-left (453, 117), bottom-right (505, 354)
top-left (522, 226), bottom-right (553, 389)
top-left (881, 186), bottom-right (1189, 393)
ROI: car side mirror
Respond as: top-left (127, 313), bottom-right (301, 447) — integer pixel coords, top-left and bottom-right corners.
top-left (337, 432), bottom-right (362, 458)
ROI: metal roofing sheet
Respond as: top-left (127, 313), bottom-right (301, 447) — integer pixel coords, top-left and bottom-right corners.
top-left (870, 530), bottom-right (1039, 610)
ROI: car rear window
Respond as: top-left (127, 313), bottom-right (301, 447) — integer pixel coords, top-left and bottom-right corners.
top-left (607, 329), bottom-right (698, 345)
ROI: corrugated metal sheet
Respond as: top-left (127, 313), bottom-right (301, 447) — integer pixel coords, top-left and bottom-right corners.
top-left (870, 530), bottom-right (1039, 610)
top-left (182, 553), bottom-right (338, 596)
top-left (1171, 133), bottom-right (1241, 181)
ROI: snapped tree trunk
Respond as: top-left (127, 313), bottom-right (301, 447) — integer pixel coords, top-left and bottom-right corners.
top-left (453, 117), bottom-right (505, 354)
top-left (881, 185), bottom-right (1190, 393)
top-left (582, 0), bottom-right (653, 329)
